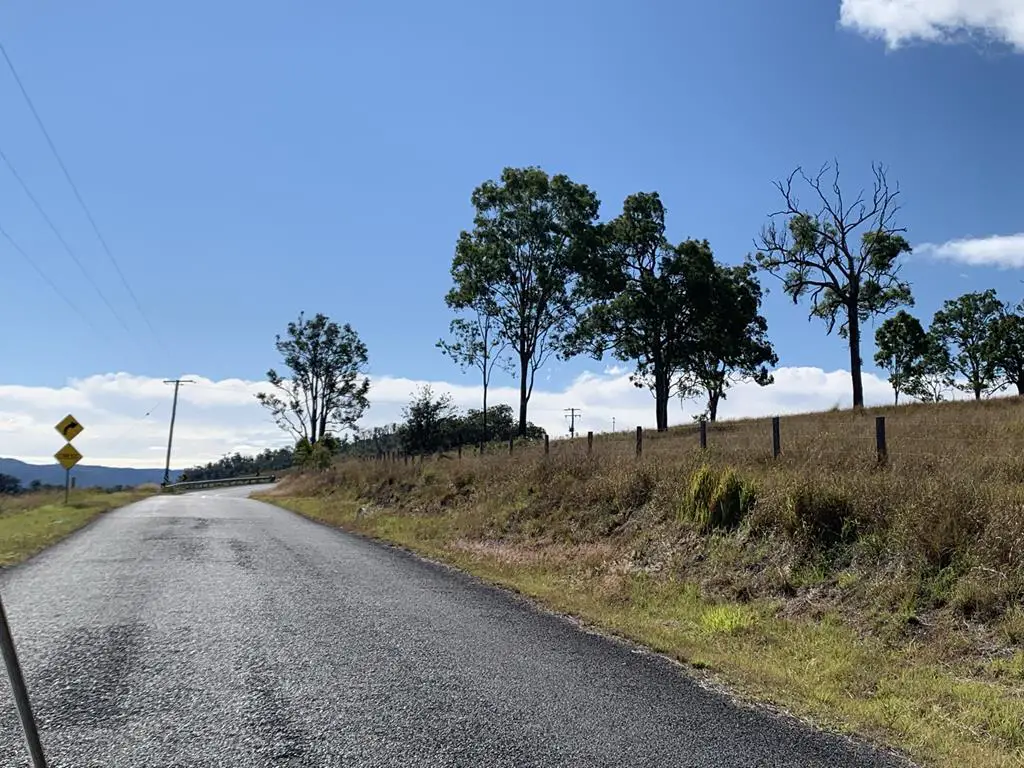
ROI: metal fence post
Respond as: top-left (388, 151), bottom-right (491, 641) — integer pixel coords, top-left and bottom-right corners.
top-left (0, 592), bottom-right (48, 767)
top-left (636, 426), bottom-right (643, 458)
top-left (772, 416), bottom-right (781, 458)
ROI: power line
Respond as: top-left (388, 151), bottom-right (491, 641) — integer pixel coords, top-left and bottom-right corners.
top-left (0, 218), bottom-right (97, 332)
top-left (0, 144), bottom-right (132, 333)
top-left (0, 40), bottom-right (167, 352)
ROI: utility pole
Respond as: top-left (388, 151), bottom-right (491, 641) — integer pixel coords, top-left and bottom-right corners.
top-left (162, 379), bottom-right (194, 486)
top-left (564, 407), bottom-right (582, 438)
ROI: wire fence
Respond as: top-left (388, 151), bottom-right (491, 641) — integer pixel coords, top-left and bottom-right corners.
top-left (355, 411), bottom-right (1024, 478)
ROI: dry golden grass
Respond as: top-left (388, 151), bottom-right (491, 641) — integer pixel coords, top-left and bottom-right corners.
top-left (262, 396), bottom-right (1024, 767)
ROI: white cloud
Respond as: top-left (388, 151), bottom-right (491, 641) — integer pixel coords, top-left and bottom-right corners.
top-left (0, 366), bottom-right (906, 469)
top-left (917, 234), bottom-right (1024, 268)
top-left (839, 0), bottom-right (1024, 50)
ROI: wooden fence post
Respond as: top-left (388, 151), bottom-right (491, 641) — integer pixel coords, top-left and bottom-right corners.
top-left (544, 434), bottom-right (550, 455)
top-left (636, 426), bottom-right (643, 458)
top-left (587, 431), bottom-right (593, 455)
top-left (508, 434), bottom-right (514, 455)
top-left (772, 416), bottom-right (781, 458)
top-left (699, 420), bottom-right (707, 450)
top-left (458, 444), bottom-right (462, 461)
top-left (875, 416), bottom-right (887, 464)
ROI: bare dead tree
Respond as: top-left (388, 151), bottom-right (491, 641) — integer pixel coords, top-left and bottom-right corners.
top-left (752, 161), bottom-right (913, 408)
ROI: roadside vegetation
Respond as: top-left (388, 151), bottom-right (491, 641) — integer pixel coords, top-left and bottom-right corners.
top-left (0, 486), bottom-right (156, 567)
top-left (264, 395), bottom-right (1024, 768)
top-left (247, 162), bottom-right (1024, 766)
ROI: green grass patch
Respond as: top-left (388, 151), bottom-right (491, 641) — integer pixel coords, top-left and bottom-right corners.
top-left (0, 488), bottom-right (155, 567)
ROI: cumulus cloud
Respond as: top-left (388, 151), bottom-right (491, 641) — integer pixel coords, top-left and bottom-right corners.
top-left (839, 0), bottom-right (1024, 50)
top-left (0, 367), bottom-right (907, 469)
top-left (916, 234), bottom-right (1024, 269)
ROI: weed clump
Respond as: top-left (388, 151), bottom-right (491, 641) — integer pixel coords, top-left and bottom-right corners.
top-left (683, 465), bottom-right (754, 532)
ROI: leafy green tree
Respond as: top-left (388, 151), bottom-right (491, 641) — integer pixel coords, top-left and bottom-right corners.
top-left (399, 385), bottom-right (459, 455)
top-left (991, 304), bottom-right (1024, 396)
top-left (447, 167), bottom-right (600, 435)
top-left (570, 192), bottom-right (720, 431)
top-left (437, 301), bottom-right (510, 446)
top-left (257, 312), bottom-right (371, 444)
top-left (903, 332), bottom-right (951, 403)
top-left (753, 162), bottom-right (913, 408)
top-left (676, 260), bottom-right (777, 422)
top-left (873, 310), bottom-right (929, 405)
top-left (930, 290), bottom-right (1005, 400)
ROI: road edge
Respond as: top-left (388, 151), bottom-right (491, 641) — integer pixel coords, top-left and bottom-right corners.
top-left (252, 494), bottom-right (917, 768)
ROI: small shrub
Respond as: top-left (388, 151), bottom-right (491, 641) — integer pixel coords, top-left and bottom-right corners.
top-left (787, 482), bottom-right (856, 550)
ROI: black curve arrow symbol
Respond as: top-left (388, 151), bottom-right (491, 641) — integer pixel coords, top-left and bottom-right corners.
top-left (62, 420), bottom-right (80, 437)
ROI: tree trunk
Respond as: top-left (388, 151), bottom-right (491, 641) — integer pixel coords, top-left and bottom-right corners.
top-left (893, 388), bottom-right (899, 406)
top-left (708, 389), bottom-right (721, 422)
top-left (654, 365), bottom-right (669, 432)
top-left (518, 353), bottom-right (529, 436)
top-left (974, 383), bottom-right (983, 400)
top-left (1017, 380), bottom-right (1024, 396)
top-left (848, 306), bottom-right (864, 409)
top-left (482, 384), bottom-right (488, 446)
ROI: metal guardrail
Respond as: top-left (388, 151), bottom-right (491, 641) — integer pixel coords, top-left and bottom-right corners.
top-left (161, 474), bottom-right (277, 492)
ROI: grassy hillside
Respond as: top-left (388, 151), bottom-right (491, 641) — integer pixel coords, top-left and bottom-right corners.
top-left (0, 486), bottom-right (157, 567)
top-left (264, 396), bottom-right (1024, 767)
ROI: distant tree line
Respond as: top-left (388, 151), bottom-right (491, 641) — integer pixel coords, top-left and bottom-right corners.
top-left (178, 447), bottom-right (294, 482)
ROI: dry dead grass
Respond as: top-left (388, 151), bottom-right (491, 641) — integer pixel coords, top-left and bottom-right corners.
top-left (263, 396), bottom-right (1024, 767)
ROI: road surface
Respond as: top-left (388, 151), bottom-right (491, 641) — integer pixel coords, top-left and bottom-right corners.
top-left (0, 487), bottom-right (909, 767)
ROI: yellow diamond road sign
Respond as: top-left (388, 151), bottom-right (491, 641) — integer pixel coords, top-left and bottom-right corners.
top-left (55, 414), bottom-right (84, 442)
top-left (54, 443), bottom-right (83, 471)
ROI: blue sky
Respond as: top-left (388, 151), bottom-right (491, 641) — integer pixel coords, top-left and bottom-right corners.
top-left (1, 0), bottom-right (1023, 465)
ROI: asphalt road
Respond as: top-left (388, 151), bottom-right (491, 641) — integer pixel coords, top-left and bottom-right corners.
top-left (0, 487), bottom-right (910, 767)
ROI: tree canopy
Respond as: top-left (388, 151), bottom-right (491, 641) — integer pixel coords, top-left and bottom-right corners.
top-left (754, 162), bottom-right (912, 408)
top-left (446, 166), bottom-right (600, 436)
top-left (873, 310), bottom-right (929, 405)
top-left (931, 290), bottom-right (1005, 400)
top-left (257, 312), bottom-right (371, 444)
top-left (677, 259), bottom-right (776, 422)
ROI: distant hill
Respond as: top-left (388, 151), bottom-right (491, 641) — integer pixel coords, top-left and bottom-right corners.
top-left (0, 457), bottom-right (182, 489)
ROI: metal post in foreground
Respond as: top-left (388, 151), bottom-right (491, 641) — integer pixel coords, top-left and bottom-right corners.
top-left (63, 469), bottom-right (69, 506)
top-left (0, 592), bottom-right (48, 767)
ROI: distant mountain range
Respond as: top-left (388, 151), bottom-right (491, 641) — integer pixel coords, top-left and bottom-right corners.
top-left (0, 457), bottom-right (182, 489)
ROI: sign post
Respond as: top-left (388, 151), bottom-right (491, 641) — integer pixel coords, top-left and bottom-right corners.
top-left (53, 415), bottom-right (84, 505)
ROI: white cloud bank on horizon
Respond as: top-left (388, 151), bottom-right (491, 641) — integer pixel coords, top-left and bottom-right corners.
top-left (839, 0), bottom-right (1024, 50)
top-left (0, 366), bottom-right (919, 469)
top-left (917, 234), bottom-right (1024, 269)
